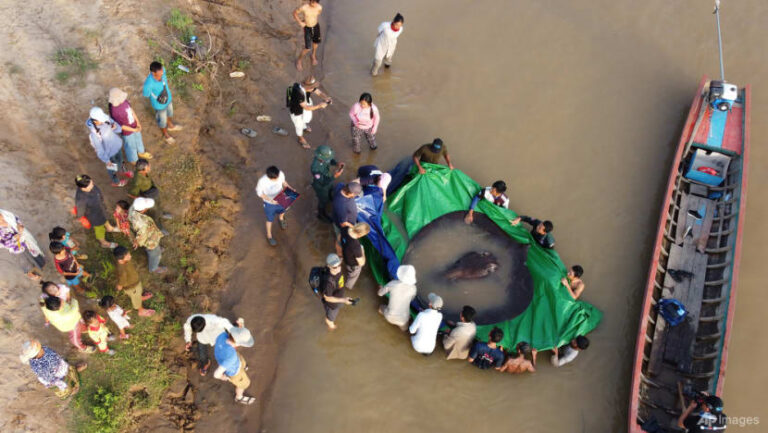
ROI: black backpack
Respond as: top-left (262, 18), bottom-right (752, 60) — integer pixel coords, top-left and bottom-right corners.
top-left (286, 83), bottom-right (302, 108)
top-left (308, 266), bottom-right (326, 297)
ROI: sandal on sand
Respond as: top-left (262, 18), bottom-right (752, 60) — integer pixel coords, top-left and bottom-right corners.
top-left (272, 127), bottom-right (288, 136)
top-left (241, 128), bottom-right (257, 138)
top-left (138, 152), bottom-right (153, 160)
top-left (235, 395), bottom-right (256, 405)
top-left (267, 237), bottom-right (277, 246)
top-left (279, 219), bottom-right (287, 230)
top-left (111, 179), bottom-right (128, 187)
top-left (164, 136), bottom-right (176, 144)
top-left (168, 125), bottom-right (184, 132)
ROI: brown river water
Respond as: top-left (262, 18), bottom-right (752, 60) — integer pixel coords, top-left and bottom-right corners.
top-left (259, 0), bottom-right (768, 431)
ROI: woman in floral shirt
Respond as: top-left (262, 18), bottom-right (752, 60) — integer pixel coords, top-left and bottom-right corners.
top-left (0, 209), bottom-right (45, 279)
top-left (20, 339), bottom-right (87, 398)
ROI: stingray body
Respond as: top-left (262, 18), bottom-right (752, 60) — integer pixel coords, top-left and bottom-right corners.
top-left (444, 251), bottom-right (499, 281)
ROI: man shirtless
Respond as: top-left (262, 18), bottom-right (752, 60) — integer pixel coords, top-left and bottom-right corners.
top-left (293, 0), bottom-right (323, 71)
top-left (499, 342), bottom-right (537, 374)
top-left (561, 265), bottom-right (586, 300)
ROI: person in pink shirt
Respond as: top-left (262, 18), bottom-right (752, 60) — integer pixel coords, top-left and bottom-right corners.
top-left (348, 93), bottom-right (380, 153)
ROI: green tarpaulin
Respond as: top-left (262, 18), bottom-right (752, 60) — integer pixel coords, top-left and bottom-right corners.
top-left (367, 163), bottom-right (602, 350)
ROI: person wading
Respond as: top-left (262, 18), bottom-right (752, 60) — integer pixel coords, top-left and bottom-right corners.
top-left (310, 145), bottom-right (344, 222)
top-left (349, 93), bottom-right (380, 153)
top-left (371, 13), bottom-right (405, 76)
top-left (293, 0), bottom-right (323, 71)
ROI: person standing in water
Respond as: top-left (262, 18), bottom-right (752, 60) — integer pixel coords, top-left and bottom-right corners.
top-left (371, 13), bottom-right (405, 76)
top-left (293, 0), bottom-right (323, 71)
top-left (349, 93), bottom-right (380, 153)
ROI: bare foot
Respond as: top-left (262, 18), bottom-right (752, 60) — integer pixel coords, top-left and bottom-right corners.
top-left (296, 58), bottom-right (303, 71)
top-left (311, 55), bottom-right (318, 66)
top-left (325, 319), bottom-right (336, 330)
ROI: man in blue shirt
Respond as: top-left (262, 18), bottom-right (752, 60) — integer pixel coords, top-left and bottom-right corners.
top-left (142, 61), bottom-right (182, 143)
top-left (213, 327), bottom-right (255, 405)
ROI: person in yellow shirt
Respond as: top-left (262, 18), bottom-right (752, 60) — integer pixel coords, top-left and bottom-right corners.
top-left (41, 297), bottom-right (88, 351)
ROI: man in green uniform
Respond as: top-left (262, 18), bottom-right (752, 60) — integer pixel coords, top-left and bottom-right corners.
top-left (311, 145), bottom-right (344, 222)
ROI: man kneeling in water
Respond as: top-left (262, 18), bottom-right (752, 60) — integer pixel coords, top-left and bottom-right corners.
top-left (499, 342), bottom-right (537, 374)
top-left (465, 180), bottom-right (509, 224)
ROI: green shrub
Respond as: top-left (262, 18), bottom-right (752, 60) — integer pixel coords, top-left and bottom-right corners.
top-left (167, 9), bottom-right (196, 41)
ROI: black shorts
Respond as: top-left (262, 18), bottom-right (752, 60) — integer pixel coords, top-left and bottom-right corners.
top-left (324, 303), bottom-right (340, 322)
top-left (304, 24), bottom-right (321, 49)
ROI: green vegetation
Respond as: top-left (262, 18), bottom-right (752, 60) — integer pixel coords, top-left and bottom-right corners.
top-left (237, 59), bottom-right (251, 70)
top-left (155, 55), bottom-right (191, 98)
top-left (52, 48), bottom-right (98, 84)
top-left (192, 82), bottom-right (204, 92)
top-left (167, 9), bottom-right (196, 41)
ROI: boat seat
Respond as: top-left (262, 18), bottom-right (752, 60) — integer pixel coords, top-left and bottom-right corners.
top-left (674, 195), bottom-right (715, 253)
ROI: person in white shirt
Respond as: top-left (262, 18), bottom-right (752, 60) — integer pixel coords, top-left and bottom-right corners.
top-left (551, 335), bottom-right (590, 367)
top-left (183, 313), bottom-right (236, 376)
top-left (409, 293), bottom-right (443, 355)
top-left (99, 295), bottom-right (131, 340)
top-left (443, 305), bottom-right (477, 360)
top-left (255, 166), bottom-right (294, 246)
top-left (378, 265), bottom-right (418, 330)
top-left (371, 13), bottom-right (405, 76)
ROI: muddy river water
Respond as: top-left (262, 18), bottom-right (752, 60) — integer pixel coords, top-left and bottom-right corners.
top-left (259, 1), bottom-right (768, 431)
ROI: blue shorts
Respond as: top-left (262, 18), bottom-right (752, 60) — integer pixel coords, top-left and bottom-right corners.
top-left (122, 132), bottom-right (145, 162)
top-left (64, 269), bottom-right (83, 286)
top-left (263, 202), bottom-right (286, 222)
top-left (155, 103), bottom-right (174, 129)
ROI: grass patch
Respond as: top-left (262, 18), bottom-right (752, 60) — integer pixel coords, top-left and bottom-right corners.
top-left (52, 48), bottom-right (97, 84)
top-left (191, 82), bottom-right (204, 92)
top-left (167, 9), bottom-right (196, 41)
top-left (163, 154), bottom-right (202, 202)
top-left (155, 55), bottom-right (190, 99)
top-left (72, 318), bottom-right (179, 433)
top-left (237, 59), bottom-right (251, 70)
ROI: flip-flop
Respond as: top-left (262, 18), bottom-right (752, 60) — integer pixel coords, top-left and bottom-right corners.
top-left (272, 127), bottom-right (288, 136)
top-left (279, 219), bottom-right (287, 230)
top-left (241, 128), bottom-right (257, 138)
top-left (267, 237), bottom-right (277, 246)
top-left (235, 395), bottom-right (256, 405)
top-left (256, 115), bottom-right (271, 122)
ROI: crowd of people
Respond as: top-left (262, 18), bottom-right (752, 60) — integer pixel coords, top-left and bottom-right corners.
top-left (4, 0), bottom-right (601, 411)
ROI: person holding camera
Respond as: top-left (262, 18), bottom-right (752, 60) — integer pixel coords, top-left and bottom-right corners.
top-left (321, 253), bottom-right (357, 330)
top-left (677, 384), bottom-right (727, 432)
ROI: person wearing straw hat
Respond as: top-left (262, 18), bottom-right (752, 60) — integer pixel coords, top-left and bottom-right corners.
top-left (128, 197), bottom-right (166, 274)
top-left (341, 222), bottom-right (370, 289)
top-left (213, 326), bottom-right (256, 405)
top-left (108, 87), bottom-right (152, 172)
top-left (409, 293), bottom-right (444, 355)
top-left (286, 76), bottom-right (332, 149)
top-left (20, 339), bottom-right (87, 398)
top-left (86, 106), bottom-right (131, 187)
top-left (377, 265), bottom-right (418, 331)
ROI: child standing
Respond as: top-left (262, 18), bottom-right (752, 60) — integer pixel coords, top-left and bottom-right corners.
top-left (48, 226), bottom-right (87, 260)
top-left (99, 295), bottom-right (132, 339)
top-left (83, 310), bottom-right (115, 355)
top-left (112, 200), bottom-right (134, 244)
top-left (114, 246), bottom-right (155, 317)
top-left (50, 242), bottom-right (89, 294)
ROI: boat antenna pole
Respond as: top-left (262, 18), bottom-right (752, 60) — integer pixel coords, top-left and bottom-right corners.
top-left (713, 0), bottom-right (725, 80)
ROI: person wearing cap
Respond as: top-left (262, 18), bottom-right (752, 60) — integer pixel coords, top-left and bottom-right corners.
top-left (311, 145), bottom-right (344, 222)
top-left (332, 182), bottom-right (362, 254)
top-left (468, 327), bottom-right (506, 370)
top-left (499, 341), bottom-right (537, 374)
top-left (371, 13), bottom-right (405, 76)
top-left (213, 327), bottom-right (256, 405)
top-left (349, 92), bottom-right (380, 153)
top-left (143, 61), bottom-right (183, 143)
top-left (114, 245), bottom-right (155, 317)
top-left (126, 158), bottom-right (170, 229)
top-left (510, 215), bottom-right (555, 249)
top-left (464, 180), bottom-right (509, 224)
top-left (128, 198), bottom-right (166, 273)
top-left (413, 138), bottom-right (455, 175)
top-left (86, 106), bottom-right (131, 187)
top-left (287, 77), bottom-right (331, 149)
top-left (678, 392), bottom-right (726, 432)
top-left (377, 265), bottom-right (418, 331)
top-left (443, 305), bottom-right (477, 360)
top-left (409, 293), bottom-right (444, 355)
top-left (75, 174), bottom-right (118, 248)
top-left (20, 339), bottom-right (86, 398)
top-left (184, 313), bottom-right (236, 376)
top-left (354, 165), bottom-right (392, 201)
top-left (108, 87), bottom-right (151, 171)
top-left (255, 165), bottom-right (295, 246)
top-left (321, 253), bottom-right (355, 330)
top-left (341, 222), bottom-right (370, 289)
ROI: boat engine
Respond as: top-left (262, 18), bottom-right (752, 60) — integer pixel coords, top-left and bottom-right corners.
top-left (709, 80), bottom-right (738, 111)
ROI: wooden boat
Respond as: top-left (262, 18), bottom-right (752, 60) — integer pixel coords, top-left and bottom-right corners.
top-left (627, 76), bottom-right (750, 432)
